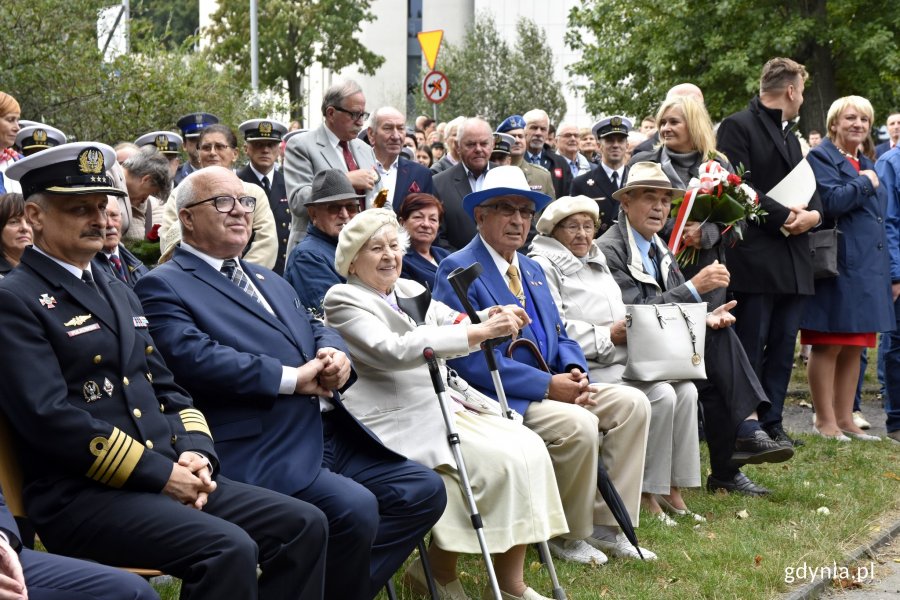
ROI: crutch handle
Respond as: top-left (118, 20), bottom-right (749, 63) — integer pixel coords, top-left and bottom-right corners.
top-left (423, 348), bottom-right (446, 393)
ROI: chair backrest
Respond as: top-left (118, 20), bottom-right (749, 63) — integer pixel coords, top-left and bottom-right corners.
top-left (0, 410), bottom-right (25, 517)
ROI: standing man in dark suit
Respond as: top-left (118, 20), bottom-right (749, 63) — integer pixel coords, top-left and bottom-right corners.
top-left (523, 109), bottom-right (572, 198)
top-left (366, 107), bottom-right (434, 210)
top-left (174, 112), bottom-right (219, 187)
top-left (135, 166), bottom-right (446, 600)
top-left (0, 143), bottom-right (329, 600)
top-left (283, 80), bottom-right (381, 251)
top-left (875, 112), bottom-right (900, 158)
top-left (717, 57), bottom-right (823, 447)
top-left (571, 116), bottom-right (633, 236)
top-left (433, 117), bottom-right (494, 250)
top-left (1, 489), bottom-right (159, 599)
top-left (237, 119), bottom-right (291, 274)
top-left (91, 201), bottom-right (148, 288)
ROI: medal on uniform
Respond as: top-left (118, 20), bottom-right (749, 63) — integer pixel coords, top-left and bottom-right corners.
top-left (39, 294), bottom-right (57, 309)
top-left (64, 314), bottom-right (92, 327)
top-left (103, 378), bottom-right (114, 396)
top-left (133, 316), bottom-right (149, 328)
top-left (587, 179), bottom-right (595, 186)
top-left (83, 380), bottom-right (102, 403)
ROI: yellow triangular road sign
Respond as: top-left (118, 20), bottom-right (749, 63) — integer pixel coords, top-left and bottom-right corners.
top-left (417, 30), bottom-right (444, 70)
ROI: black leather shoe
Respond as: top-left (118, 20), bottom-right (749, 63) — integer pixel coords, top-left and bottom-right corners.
top-left (765, 425), bottom-right (805, 448)
top-left (731, 429), bottom-right (794, 465)
top-left (707, 472), bottom-right (771, 496)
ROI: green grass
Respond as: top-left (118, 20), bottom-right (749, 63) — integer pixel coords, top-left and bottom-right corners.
top-left (153, 348), bottom-right (898, 600)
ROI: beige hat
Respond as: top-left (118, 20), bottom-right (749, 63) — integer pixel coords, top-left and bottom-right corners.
top-left (334, 208), bottom-right (400, 277)
top-left (611, 161), bottom-right (683, 201)
top-left (536, 196), bottom-right (599, 235)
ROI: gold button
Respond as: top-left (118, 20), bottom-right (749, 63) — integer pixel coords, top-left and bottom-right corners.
top-left (159, 404), bottom-right (165, 413)
top-left (171, 435), bottom-right (178, 444)
top-left (123, 377), bottom-right (130, 386)
top-left (93, 355), bottom-right (102, 364)
top-left (133, 408), bottom-right (142, 418)
top-left (145, 346), bottom-right (154, 355)
top-left (145, 440), bottom-right (154, 449)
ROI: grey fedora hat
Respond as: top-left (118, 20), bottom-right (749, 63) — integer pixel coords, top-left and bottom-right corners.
top-left (306, 168), bottom-right (365, 205)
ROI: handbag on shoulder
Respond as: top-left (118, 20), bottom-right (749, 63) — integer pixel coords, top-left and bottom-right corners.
top-left (622, 303), bottom-right (708, 381)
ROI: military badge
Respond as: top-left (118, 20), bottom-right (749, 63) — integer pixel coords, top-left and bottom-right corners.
top-left (611, 116), bottom-right (622, 127)
top-left (259, 121), bottom-right (273, 137)
top-left (64, 314), bottom-right (92, 327)
top-left (155, 134), bottom-right (169, 151)
top-left (133, 316), bottom-right (149, 328)
top-left (67, 323), bottom-right (100, 337)
top-left (587, 179), bottom-right (595, 186)
top-left (83, 380), bottom-right (102, 403)
top-left (77, 147), bottom-right (105, 174)
top-left (34, 129), bottom-right (48, 144)
top-left (39, 294), bottom-right (57, 309)
top-left (103, 377), bottom-right (114, 396)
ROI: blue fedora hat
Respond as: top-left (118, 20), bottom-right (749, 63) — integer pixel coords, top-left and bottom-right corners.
top-left (463, 165), bottom-right (552, 221)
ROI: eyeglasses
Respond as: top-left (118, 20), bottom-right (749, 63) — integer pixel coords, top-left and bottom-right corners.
top-left (199, 142), bottom-right (235, 153)
top-left (483, 203), bottom-right (536, 219)
top-left (322, 201), bottom-right (361, 215)
top-left (332, 106), bottom-right (370, 122)
top-left (558, 222), bottom-right (596, 234)
top-left (184, 195), bottom-right (257, 213)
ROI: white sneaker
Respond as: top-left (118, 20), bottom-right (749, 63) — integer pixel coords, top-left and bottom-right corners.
top-left (546, 537), bottom-right (608, 565)
top-left (852, 411), bottom-right (872, 430)
top-left (586, 532), bottom-right (657, 561)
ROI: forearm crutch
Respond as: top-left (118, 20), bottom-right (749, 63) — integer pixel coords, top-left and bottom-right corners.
top-left (423, 347), bottom-right (502, 600)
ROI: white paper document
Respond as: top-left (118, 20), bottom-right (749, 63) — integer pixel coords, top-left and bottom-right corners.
top-left (767, 158), bottom-right (816, 209)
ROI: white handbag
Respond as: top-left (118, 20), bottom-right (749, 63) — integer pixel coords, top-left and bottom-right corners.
top-left (622, 303), bottom-right (708, 381)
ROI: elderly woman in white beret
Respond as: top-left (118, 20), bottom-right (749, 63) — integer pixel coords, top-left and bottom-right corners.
top-left (528, 196), bottom-right (703, 523)
top-left (323, 209), bottom-right (567, 600)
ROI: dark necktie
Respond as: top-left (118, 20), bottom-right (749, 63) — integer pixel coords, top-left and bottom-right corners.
top-left (81, 269), bottom-right (103, 297)
top-left (108, 255), bottom-right (127, 283)
top-left (220, 259), bottom-right (262, 304)
top-left (648, 244), bottom-right (664, 288)
top-left (611, 171), bottom-right (619, 189)
top-left (260, 175), bottom-right (271, 194)
top-left (339, 140), bottom-right (359, 172)
top-left (528, 154), bottom-right (541, 165)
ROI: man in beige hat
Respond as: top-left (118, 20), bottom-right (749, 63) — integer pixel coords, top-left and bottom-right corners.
top-left (434, 165), bottom-right (656, 564)
top-left (598, 162), bottom-right (793, 497)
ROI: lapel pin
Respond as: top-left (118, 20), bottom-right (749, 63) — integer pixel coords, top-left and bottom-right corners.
top-left (83, 380), bottom-right (102, 403)
top-left (255, 273), bottom-right (265, 280)
top-left (40, 294), bottom-right (57, 309)
top-left (133, 316), bottom-right (149, 328)
top-left (64, 314), bottom-right (92, 327)
top-left (587, 179), bottom-right (595, 186)
top-left (103, 378), bottom-right (114, 396)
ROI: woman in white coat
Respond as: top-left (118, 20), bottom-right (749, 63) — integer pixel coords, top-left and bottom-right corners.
top-left (528, 196), bottom-right (703, 523)
top-left (324, 209), bottom-right (568, 600)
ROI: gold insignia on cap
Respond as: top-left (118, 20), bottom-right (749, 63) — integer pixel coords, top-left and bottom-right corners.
top-left (77, 148), bottom-right (104, 174)
top-left (180, 408), bottom-right (213, 439)
top-left (259, 121), bottom-right (273, 136)
top-left (87, 427), bottom-right (143, 487)
top-left (155, 134), bottom-right (169, 151)
top-left (611, 116), bottom-right (622, 127)
top-left (64, 314), bottom-right (92, 327)
top-left (34, 129), bottom-right (48, 143)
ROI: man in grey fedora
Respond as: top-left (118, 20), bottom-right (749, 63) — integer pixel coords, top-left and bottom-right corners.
top-left (284, 168), bottom-right (365, 314)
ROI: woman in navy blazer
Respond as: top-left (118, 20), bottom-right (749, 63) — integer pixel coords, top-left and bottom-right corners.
top-left (398, 193), bottom-right (449, 289)
top-left (802, 96), bottom-right (894, 441)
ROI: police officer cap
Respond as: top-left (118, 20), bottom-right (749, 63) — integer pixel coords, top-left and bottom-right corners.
top-left (239, 119), bottom-right (288, 142)
top-left (496, 115), bottom-right (526, 133)
top-left (592, 115), bottom-right (633, 139)
top-left (491, 132), bottom-right (515, 156)
top-left (134, 131), bottom-right (184, 155)
top-left (16, 124), bottom-right (67, 156)
top-left (283, 129), bottom-right (308, 145)
top-left (6, 142), bottom-right (126, 199)
top-left (176, 112), bottom-right (220, 138)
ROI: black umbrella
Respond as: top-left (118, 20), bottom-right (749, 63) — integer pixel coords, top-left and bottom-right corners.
top-left (448, 263), bottom-right (567, 600)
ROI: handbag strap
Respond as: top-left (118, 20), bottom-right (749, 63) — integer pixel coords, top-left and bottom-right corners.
top-left (674, 304), bottom-right (701, 365)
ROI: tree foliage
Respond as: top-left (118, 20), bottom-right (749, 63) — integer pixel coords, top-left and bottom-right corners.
top-left (0, 0), bottom-right (278, 145)
top-left (414, 14), bottom-right (567, 128)
top-left (130, 0), bottom-right (200, 51)
top-left (567, 0), bottom-right (900, 135)
top-left (205, 0), bottom-right (384, 122)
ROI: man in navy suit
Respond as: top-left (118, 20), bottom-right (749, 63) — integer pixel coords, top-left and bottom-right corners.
top-left (237, 119), bottom-right (292, 274)
top-left (1, 489), bottom-right (159, 599)
top-left (433, 166), bottom-right (653, 564)
top-left (366, 107), bottom-right (434, 211)
top-left (135, 166), bottom-right (446, 600)
top-left (571, 116), bottom-right (632, 236)
top-left (876, 112), bottom-right (900, 158)
top-left (92, 201), bottom-right (149, 288)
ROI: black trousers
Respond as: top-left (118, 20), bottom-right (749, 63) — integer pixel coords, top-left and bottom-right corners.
top-left (32, 476), bottom-right (328, 600)
top-left (694, 326), bottom-right (770, 478)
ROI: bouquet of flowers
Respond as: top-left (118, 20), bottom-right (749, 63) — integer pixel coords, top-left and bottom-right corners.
top-left (125, 224), bottom-right (161, 268)
top-left (667, 159), bottom-right (766, 266)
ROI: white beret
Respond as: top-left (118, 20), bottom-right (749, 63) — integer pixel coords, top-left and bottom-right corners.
top-left (334, 208), bottom-right (400, 277)
top-left (536, 195), bottom-right (600, 235)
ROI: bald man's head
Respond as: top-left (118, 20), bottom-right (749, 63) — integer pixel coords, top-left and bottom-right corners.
top-left (666, 83), bottom-right (704, 106)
